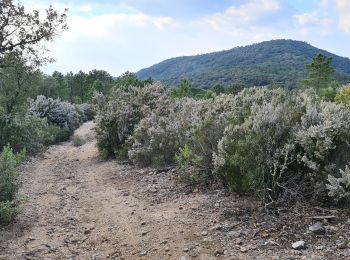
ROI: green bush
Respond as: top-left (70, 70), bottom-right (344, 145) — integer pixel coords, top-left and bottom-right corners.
top-left (0, 145), bottom-right (24, 224)
top-left (0, 201), bottom-right (19, 225)
top-left (72, 135), bottom-right (86, 147)
top-left (335, 85), bottom-right (350, 106)
top-left (0, 114), bottom-right (52, 154)
top-left (76, 103), bottom-right (95, 122)
top-left (48, 126), bottom-right (71, 143)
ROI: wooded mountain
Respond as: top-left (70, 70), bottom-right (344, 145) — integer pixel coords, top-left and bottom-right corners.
top-left (136, 39), bottom-right (350, 89)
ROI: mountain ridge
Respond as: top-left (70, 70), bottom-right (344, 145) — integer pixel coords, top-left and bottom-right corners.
top-left (136, 39), bottom-right (350, 89)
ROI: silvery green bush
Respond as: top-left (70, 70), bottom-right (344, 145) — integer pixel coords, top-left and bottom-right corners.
top-left (75, 103), bottom-right (95, 122)
top-left (128, 97), bottom-right (205, 166)
top-left (29, 95), bottom-right (80, 134)
top-left (95, 82), bottom-right (350, 206)
top-left (93, 83), bottom-right (169, 158)
top-left (326, 166), bottom-right (350, 204)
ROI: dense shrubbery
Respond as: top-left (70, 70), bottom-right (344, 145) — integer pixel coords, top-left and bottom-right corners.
top-left (28, 95), bottom-right (81, 134)
top-left (93, 83), bottom-right (170, 158)
top-left (76, 103), bottom-right (95, 122)
top-left (94, 83), bottom-right (350, 207)
top-left (0, 146), bottom-right (25, 224)
top-left (0, 114), bottom-right (52, 154)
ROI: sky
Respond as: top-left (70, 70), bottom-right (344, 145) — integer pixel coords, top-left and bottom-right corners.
top-left (21, 0), bottom-right (350, 76)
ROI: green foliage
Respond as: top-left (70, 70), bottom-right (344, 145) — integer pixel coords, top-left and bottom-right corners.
top-left (0, 54), bottom-right (41, 114)
top-left (175, 145), bottom-right (208, 184)
top-left (302, 53), bottom-right (338, 100)
top-left (0, 200), bottom-right (19, 225)
top-left (72, 135), bottom-right (86, 147)
top-left (75, 103), bottom-right (95, 122)
top-left (0, 145), bottom-right (24, 224)
top-left (0, 114), bottom-right (52, 154)
top-left (335, 85), bottom-right (350, 106)
top-left (48, 126), bottom-right (71, 143)
top-left (136, 39), bottom-right (350, 89)
top-left (303, 54), bottom-right (334, 90)
top-left (114, 71), bottom-right (153, 90)
top-left (172, 79), bottom-right (193, 98)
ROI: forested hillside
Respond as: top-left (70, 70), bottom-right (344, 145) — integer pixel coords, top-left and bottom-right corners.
top-left (136, 39), bottom-right (350, 89)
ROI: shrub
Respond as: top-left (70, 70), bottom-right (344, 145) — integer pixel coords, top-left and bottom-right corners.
top-left (94, 83), bottom-right (170, 158)
top-left (128, 97), bottom-right (206, 166)
top-left (294, 100), bottom-right (350, 201)
top-left (29, 95), bottom-right (81, 134)
top-left (72, 135), bottom-right (86, 147)
top-left (326, 166), bottom-right (350, 204)
top-left (0, 113), bottom-right (52, 154)
top-left (76, 103), bottom-right (95, 122)
top-left (214, 89), bottom-right (303, 199)
top-left (48, 125), bottom-right (71, 143)
top-left (0, 145), bottom-right (24, 224)
top-left (0, 201), bottom-right (19, 225)
top-left (335, 85), bottom-right (350, 106)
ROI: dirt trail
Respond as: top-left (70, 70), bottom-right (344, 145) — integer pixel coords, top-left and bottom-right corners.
top-left (0, 122), bottom-right (220, 260)
top-left (1, 122), bottom-right (349, 260)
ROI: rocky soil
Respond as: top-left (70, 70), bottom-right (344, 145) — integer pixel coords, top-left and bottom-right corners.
top-left (0, 122), bottom-right (350, 260)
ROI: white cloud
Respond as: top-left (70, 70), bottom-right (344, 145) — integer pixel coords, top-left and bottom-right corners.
top-left (193, 0), bottom-right (281, 32)
top-left (336, 0), bottom-right (350, 33)
top-left (294, 12), bottom-right (333, 27)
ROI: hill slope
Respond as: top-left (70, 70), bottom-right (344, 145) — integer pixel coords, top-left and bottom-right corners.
top-left (136, 39), bottom-right (350, 89)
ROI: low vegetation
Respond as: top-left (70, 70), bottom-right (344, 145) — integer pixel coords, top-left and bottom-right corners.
top-left (95, 54), bottom-right (350, 211)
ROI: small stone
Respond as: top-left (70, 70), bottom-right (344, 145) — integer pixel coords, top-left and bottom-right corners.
top-left (214, 203), bottom-right (220, 207)
top-left (179, 206), bottom-right (183, 210)
top-left (240, 246), bottom-right (248, 253)
top-left (201, 231), bottom-right (208, 236)
top-left (315, 246), bottom-right (324, 250)
top-left (337, 242), bottom-right (349, 249)
top-left (165, 247), bottom-right (170, 252)
top-left (139, 251), bottom-right (147, 257)
top-left (183, 247), bottom-right (189, 252)
top-left (292, 241), bottom-right (306, 250)
top-left (180, 256), bottom-right (187, 260)
top-left (141, 231), bottom-right (149, 236)
top-left (227, 230), bottom-right (241, 238)
top-left (141, 221), bottom-right (147, 226)
top-left (309, 222), bottom-right (325, 235)
top-left (235, 238), bottom-right (243, 245)
top-left (122, 191), bottom-right (130, 196)
top-left (215, 249), bottom-right (224, 255)
top-left (211, 224), bottom-right (222, 231)
top-left (160, 240), bottom-right (168, 245)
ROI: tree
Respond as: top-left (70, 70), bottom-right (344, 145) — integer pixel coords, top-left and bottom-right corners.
top-left (0, 53), bottom-right (41, 114)
top-left (303, 53), bottom-right (335, 94)
top-left (72, 70), bottom-right (88, 103)
top-left (0, 0), bottom-right (68, 66)
top-left (172, 79), bottom-right (193, 98)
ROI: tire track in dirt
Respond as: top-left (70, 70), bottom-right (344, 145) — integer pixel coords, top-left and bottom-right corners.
top-left (0, 122), bottom-right (219, 260)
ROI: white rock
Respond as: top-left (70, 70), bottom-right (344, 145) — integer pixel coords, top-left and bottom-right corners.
top-left (292, 240), bottom-right (306, 250)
